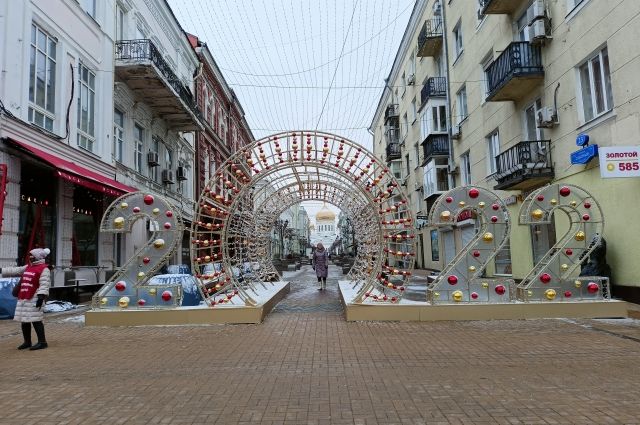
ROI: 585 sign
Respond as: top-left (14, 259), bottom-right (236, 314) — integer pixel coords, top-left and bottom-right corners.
top-left (599, 146), bottom-right (640, 178)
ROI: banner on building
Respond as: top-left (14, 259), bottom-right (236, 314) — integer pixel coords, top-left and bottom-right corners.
top-left (599, 146), bottom-right (640, 178)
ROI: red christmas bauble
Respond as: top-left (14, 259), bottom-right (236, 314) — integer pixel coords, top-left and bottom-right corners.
top-left (161, 291), bottom-right (172, 301)
top-left (559, 186), bottom-right (571, 197)
top-left (143, 257), bottom-right (150, 264)
top-left (115, 281), bottom-right (126, 291)
top-left (445, 197), bottom-right (453, 203)
top-left (584, 202), bottom-right (591, 209)
top-left (491, 216), bottom-right (498, 223)
top-left (133, 207), bottom-right (141, 213)
top-left (565, 249), bottom-right (573, 256)
top-left (494, 285), bottom-right (506, 295)
top-left (564, 291), bottom-right (572, 298)
top-left (471, 292), bottom-right (479, 299)
top-left (472, 250), bottom-right (481, 258)
top-left (537, 195), bottom-right (545, 201)
top-left (166, 210), bottom-right (173, 217)
top-left (582, 214), bottom-right (590, 221)
top-left (144, 195), bottom-right (155, 205)
top-left (492, 204), bottom-right (499, 211)
top-left (587, 282), bottom-right (599, 294)
top-left (468, 188), bottom-right (480, 199)
top-left (137, 299), bottom-right (146, 306)
top-left (540, 273), bottom-right (552, 284)
top-left (164, 222), bottom-right (172, 229)
top-left (447, 275), bottom-right (458, 285)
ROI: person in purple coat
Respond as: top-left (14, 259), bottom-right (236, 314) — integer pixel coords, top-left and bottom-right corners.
top-left (312, 243), bottom-right (329, 290)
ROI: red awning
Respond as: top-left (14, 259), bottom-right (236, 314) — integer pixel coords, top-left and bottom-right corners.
top-left (7, 139), bottom-right (137, 196)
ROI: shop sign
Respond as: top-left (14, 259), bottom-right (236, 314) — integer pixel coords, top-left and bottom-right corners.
top-left (456, 210), bottom-right (476, 222)
top-left (599, 146), bottom-right (640, 178)
top-left (503, 195), bottom-right (517, 206)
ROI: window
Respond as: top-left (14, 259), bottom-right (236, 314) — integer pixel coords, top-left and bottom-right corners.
top-left (28, 23), bottom-right (57, 131)
top-left (476, 0), bottom-right (486, 24)
top-left (486, 130), bottom-right (500, 175)
top-left (414, 143), bottom-right (420, 168)
top-left (430, 229), bottom-right (439, 261)
top-left (115, 4), bottom-right (125, 40)
top-left (150, 137), bottom-right (160, 182)
top-left (420, 104), bottom-right (447, 139)
top-left (524, 99), bottom-right (544, 141)
top-left (516, 9), bottom-right (530, 41)
top-left (401, 72), bottom-right (406, 97)
top-left (114, 109), bottom-right (124, 162)
top-left (411, 98), bottom-right (417, 123)
top-left (480, 53), bottom-right (493, 102)
top-left (453, 21), bottom-right (463, 60)
top-left (165, 147), bottom-right (174, 170)
top-left (77, 63), bottom-right (96, 152)
top-left (578, 47), bottom-right (613, 123)
top-left (402, 113), bottom-right (408, 140)
top-left (456, 86), bottom-right (468, 124)
top-left (80, 0), bottom-right (96, 18)
top-left (405, 154), bottom-right (411, 178)
top-left (461, 151), bottom-right (471, 185)
top-left (567, 0), bottom-right (587, 13)
top-left (134, 124), bottom-right (144, 173)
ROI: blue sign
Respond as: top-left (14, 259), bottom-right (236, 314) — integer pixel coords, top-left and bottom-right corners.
top-left (576, 134), bottom-right (590, 147)
top-left (571, 144), bottom-right (598, 165)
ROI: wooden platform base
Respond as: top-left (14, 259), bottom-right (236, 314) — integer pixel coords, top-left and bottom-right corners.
top-left (85, 282), bottom-right (290, 326)
top-left (339, 281), bottom-right (628, 322)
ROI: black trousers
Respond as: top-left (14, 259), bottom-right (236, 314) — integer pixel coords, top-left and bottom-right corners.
top-left (21, 321), bottom-right (46, 344)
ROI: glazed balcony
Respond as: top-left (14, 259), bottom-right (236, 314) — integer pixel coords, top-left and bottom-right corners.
top-left (115, 39), bottom-right (203, 131)
top-left (486, 42), bottom-right (544, 102)
top-left (384, 103), bottom-right (399, 125)
top-left (493, 140), bottom-right (554, 190)
top-left (420, 77), bottom-right (447, 105)
top-left (421, 134), bottom-right (449, 166)
top-left (480, 0), bottom-right (529, 15)
top-left (417, 19), bottom-right (443, 57)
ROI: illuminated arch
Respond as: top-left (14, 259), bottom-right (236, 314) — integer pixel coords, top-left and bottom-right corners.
top-left (190, 131), bottom-right (416, 307)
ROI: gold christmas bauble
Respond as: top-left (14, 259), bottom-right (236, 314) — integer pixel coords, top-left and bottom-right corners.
top-left (452, 290), bottom-right (463, 302)
top-left (544, 289), bottom-right (557, 300)
top-left (482, 232), bottom-right (494, 243)
top-left (478, 202), bottom-right (486, 208)
top-left (458, 201), bottom-right (466, 208)
top-left (550, 198), bottom-right (558, 206)
top-left (120, 202), bottom-right (128, 209)
top-left (468, 266), bottom-right (476, 273)
top-left (149, 288), bottom-right (157, 296)
top-left (113, 217), bottom-right (125, 229)
top-left (118, 296), bottom-right (130, 308)
top-left (570, 200), bottom-right (578, 207)
top-left (482, 282), bottom-right (489, 288)
top-left (434, 292), bottom-right (440, 299)
top-left (574, 281), bottom-right (582, 288)
top-left (153, 239), bottom-right (165, 249)
top-left (100, 297), bottom-right (108, 305)
top-left (561, 263), bottom-right (569, 271)
top-left (575, 231), bottom-right (586, 241)
top-left (137, 271), bottom-right (145, 280)
top-left (527, 290), bottom-right (533, 297)
top-left (531, 209), bottom-right (544, 220)
top-left (440, 211), bottom-right (452, 221)
top-left (152, 208), bottom-right (160, 215)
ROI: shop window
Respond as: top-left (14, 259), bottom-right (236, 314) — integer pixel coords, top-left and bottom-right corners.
top-left (72, 186), bottom-right (104, 266)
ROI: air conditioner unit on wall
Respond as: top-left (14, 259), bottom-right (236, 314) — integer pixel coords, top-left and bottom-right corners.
top-left (176, 166), bottom-right (188, 181)
top-left (450, 125), bottom-right (461, 140)
top-left (536, 106), bottom-right (558, 128)
top-left (528, 19), bottom-right (550, 45)
top-left (528, 0), bottom-right (546, 21)
top-left (147, 152), bottom-right (159, 167)
top-left (407, 74), bottom-right (416, 85)
top-left (161, 169), bottom-right (175, 184)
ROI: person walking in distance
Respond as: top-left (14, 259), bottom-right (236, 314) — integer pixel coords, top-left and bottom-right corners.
top-left (2, 248), bottom-right (51, 350)
top-left (312, 243), bottom-right (329, 290)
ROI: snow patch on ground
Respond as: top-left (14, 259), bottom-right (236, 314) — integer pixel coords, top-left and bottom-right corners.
top-left (44, 301), bottom-right (78, 313)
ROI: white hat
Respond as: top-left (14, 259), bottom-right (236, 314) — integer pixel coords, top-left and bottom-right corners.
top-left (29, 248), bottom-right (50, 260)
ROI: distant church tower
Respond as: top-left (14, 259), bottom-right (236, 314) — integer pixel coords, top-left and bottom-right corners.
top-left (310, 205), bottom-right (337, 250)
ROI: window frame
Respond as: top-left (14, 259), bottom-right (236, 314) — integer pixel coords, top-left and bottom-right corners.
top-left (452, 21), bottom-right (463, 60)
top-left (461, 151), bottom-right (472, 185)
top-left (134, 124), bottom-right (145, 174)
top-left (28, 22), bottom-right (57, 131)
top-left (577, 46), bottom-right (613, 124)
top-left (486, 130), bottom-right (500, 176)
top-left (76, 62), bottom-right (96, 152)
top-left (113, 108), bottom-right (125, 163)
top-left (456, 85), bottom-right (468, 124)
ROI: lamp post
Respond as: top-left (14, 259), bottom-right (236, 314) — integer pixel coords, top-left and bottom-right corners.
top-left (275, 219), bottom-right (289, 259)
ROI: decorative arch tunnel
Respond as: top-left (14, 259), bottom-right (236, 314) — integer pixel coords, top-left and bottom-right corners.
top-left (190, 131), bottom-right (416, 306)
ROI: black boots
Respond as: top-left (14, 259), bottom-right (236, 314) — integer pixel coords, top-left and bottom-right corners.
top-left (17, 321), bottom-right (47, 350)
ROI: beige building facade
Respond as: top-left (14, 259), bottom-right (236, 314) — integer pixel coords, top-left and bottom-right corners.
top-left (372, 0), bottom-right (640, 300)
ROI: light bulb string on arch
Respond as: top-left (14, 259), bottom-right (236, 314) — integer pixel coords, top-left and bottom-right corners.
top-left (190, 131), bottom-right (416, 306)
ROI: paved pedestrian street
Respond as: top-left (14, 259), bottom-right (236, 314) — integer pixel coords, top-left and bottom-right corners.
top-left (1, 265), bottom-right (640, 425)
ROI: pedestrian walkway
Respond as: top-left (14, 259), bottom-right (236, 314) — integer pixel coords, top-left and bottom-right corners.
top-left (273, 265), bottom-right (343, 313)
top-left (1, 270), bottom-right (640, 424)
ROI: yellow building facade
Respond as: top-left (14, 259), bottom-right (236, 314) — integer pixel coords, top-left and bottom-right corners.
top-left (372, 0), bottom-right (640, 301)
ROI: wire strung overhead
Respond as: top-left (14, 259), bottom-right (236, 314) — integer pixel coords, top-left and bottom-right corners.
top-left (168, 0), bottom-right (415, 150)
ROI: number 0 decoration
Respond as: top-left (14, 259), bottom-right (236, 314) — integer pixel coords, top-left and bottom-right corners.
top-left (427, 186), bottom-right (514, 303)
top-left (517, 184), bottom-right (608, 301)
top-left (91, 192), bottom-right (184, 309)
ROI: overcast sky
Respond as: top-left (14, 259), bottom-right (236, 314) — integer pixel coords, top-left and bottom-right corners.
top-left (169, 0), bottom-right (415, 152)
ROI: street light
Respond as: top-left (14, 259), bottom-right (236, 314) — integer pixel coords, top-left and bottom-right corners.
top-left (274, 219), bottom-right (288, 259)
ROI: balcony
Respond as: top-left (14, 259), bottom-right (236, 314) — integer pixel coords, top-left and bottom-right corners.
top-left (420, 77), bottom-right (447, 105)
top-left (115, 39), bottom-right (203, 131)
top-left (386, 143), bottom-right (401, 162)
top-left (493, 140), bottom-right (554, 190)
top-left (417, 19), bottom-right (443, 57)
top-left (384, 104), bottom-right (399, 125)
top-left (486, 42), bottom-right (544, 102)
top-left (423, 159), bottom-right (450, 199)
top-left (480, 0), bottom-right (528, 15)
top-left (421, 134), bottom-right (449, 166)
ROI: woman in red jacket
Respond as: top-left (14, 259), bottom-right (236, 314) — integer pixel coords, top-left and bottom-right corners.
top-left (2, 248), bottom-right (51, 350)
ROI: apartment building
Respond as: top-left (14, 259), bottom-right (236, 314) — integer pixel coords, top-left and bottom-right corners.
top-left (0, 0), bottom-right (129, 285)
top-left (373, 0), bottom-right (640, 300)
top-left (371, 0), bottom-right (449, 270)
top-left (112, 0), bottom-right (201, 265)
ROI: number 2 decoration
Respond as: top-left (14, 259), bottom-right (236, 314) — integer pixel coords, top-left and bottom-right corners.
top-left (91, 192), bottom-right (184, 309)
top-left (517, 184), bottom-right (608, 301)
top-left (427, 186), bottom-right (514, 304)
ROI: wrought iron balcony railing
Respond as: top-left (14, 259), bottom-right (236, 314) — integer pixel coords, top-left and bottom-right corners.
top-left (486, 42), bottom-right (544, 102)
top-left (417, 19), bottom-right (443, 57)
top-left (421, 134), bottom-right (449, 165)
top-left (420, 77), bottom-right (447, 105)
top-left (494, 140), bottom-right (554, 190)
top-left (386, 143), bottom-right (401, 162)
top-left (115, 39), bottom-right (201, 123)
top-left (384, 103), bottom-right (399, 122)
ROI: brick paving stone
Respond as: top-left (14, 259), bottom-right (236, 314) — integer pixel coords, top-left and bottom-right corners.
top-left (1, 265), bottom-right (640, 424)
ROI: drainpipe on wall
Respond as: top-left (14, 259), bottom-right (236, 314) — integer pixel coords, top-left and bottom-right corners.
top-left (440, 1), bottom-right (455, 189)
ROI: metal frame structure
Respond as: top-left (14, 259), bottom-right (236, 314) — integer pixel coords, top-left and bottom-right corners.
top-left (190, 131), bottom-right (416, 307)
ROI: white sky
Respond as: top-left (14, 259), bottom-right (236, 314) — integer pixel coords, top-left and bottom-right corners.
top-left (169, 0), bottom-right (415, 151)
